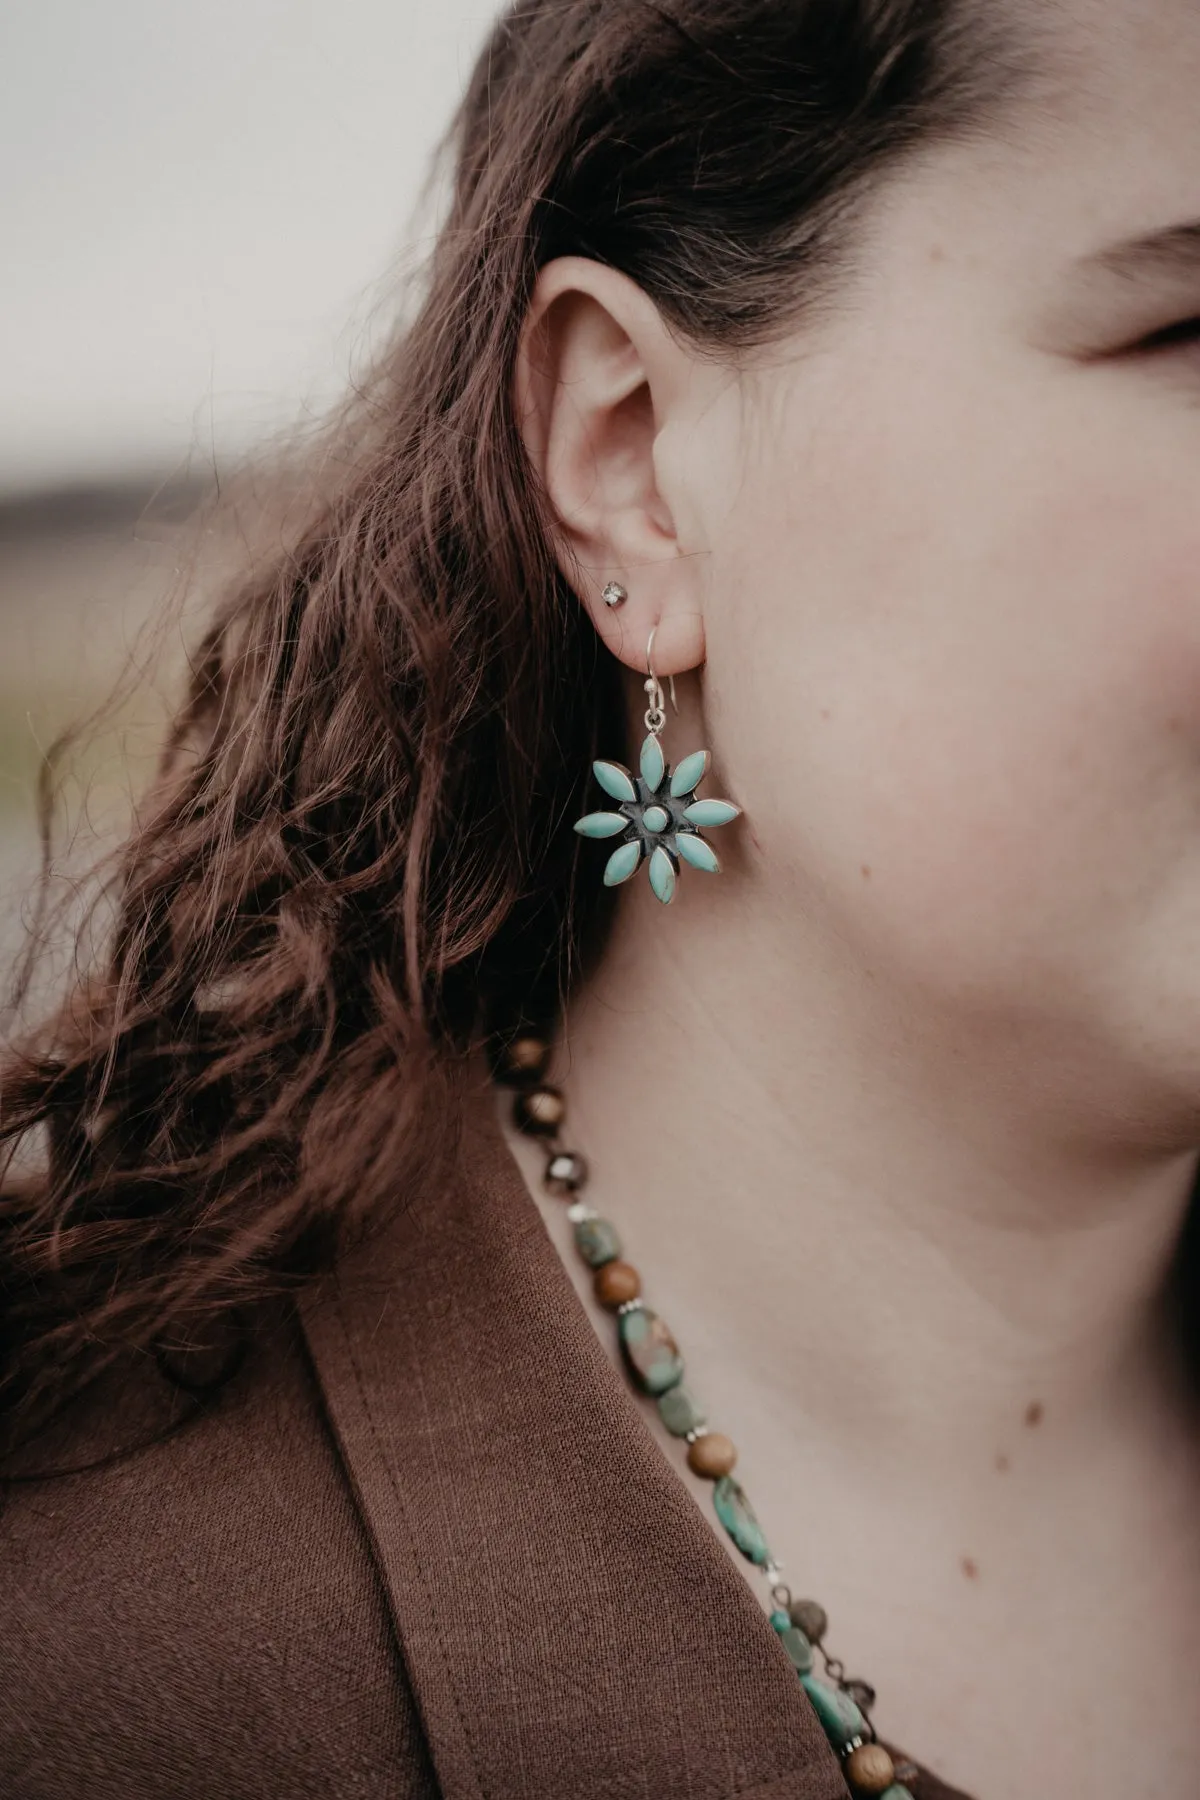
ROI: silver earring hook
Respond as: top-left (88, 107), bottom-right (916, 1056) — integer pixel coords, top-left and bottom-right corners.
top-left (644, 626), bottom-right (678, 736)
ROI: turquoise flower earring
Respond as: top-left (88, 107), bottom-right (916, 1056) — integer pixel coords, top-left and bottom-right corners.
top-left (573, 594), bottom-right (742, 905)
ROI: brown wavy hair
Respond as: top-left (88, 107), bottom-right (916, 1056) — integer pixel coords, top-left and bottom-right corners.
top-left (0, 0), bottom-right (1046, 1451)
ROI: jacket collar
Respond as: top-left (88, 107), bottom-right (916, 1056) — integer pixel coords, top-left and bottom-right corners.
top-left (299, 1070), bottom-right (953, 1800)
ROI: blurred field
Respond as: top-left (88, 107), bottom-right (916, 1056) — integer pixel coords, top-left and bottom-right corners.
top-left (0, 479), bottom-right (210, 981)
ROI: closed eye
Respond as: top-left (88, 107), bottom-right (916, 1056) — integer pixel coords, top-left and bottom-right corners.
top-left (1133, 314), bottom-right (1200, 353)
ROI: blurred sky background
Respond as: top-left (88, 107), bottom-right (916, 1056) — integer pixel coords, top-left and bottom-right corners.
top-left (0, 0), bottom-right (498, 955)
top-left (2, 0), bottom-right (495, 494)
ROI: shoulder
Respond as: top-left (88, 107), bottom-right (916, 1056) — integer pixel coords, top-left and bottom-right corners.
top-left (0, 1085), bottom-right (862, 1800)
top-left (0, 1306), bottom-right (437, 1800)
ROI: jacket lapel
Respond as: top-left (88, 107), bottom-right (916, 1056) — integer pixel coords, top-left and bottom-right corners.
top-left (299, 1071), bottom-right (852, 1800)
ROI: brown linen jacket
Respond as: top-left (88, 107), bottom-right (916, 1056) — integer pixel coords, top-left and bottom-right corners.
top-left (0, 1077), bottom-right (975, 1800)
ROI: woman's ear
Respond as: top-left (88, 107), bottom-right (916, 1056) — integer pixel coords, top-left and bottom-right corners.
top-left (513, 256), bottom-right (706, 678)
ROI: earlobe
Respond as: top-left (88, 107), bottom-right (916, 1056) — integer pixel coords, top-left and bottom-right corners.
top-left (512, 257), bottom-right (705, 677)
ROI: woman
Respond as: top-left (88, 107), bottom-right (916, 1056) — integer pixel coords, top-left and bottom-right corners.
top-left (3, 0), bottom-right (1199, 1795)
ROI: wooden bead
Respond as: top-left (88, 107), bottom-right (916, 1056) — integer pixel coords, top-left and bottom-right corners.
top-left (594, 1260), bottom-right (642, 1308)
top-left (789, 1598), bottom-right (828, 1644)
top-left (498, 1034), bottom-right (551, 1082)
top-left (686, 1431), bottom-right (738, 1479)
top-left (512, 1085), bottom-right (566, 1136)
top-left (843, 1742), bottom-right (895, 1795)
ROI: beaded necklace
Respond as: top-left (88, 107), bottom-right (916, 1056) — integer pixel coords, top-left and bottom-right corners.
top-left (493, 1029), bottom-right (922, 1800)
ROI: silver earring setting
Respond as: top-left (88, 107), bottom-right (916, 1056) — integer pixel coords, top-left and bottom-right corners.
top-left (573, 604), bottom-right (743, 905)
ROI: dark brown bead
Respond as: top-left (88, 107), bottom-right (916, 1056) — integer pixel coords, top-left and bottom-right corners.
top-left (594, 1260), bottom-right (642, 1308)
top-left (496, 1033), bottom-right (552, 1083)
top-left (686, 1431), bottom-right (737, 1480)
top-left (843, 1742), bottom-right (895, 1794)
top-left (788, 1598), bottom-right (828, 1644)
top-left (544, 1149), bottom-right (588, 1195)
top-left (512, 1085), bottom-right (566, 1136)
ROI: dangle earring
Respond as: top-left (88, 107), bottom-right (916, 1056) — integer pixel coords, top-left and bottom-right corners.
top-left (573, 595), bottom-right (743, 905)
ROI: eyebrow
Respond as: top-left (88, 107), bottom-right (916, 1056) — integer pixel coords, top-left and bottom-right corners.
top-left (1080, 218), bottom-right (1200, 283)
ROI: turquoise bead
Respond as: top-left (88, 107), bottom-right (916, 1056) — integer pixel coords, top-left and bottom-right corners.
top-left (798, 1672), bottom-right (864, 1748)
top-left (573, 1217), bottom-right (622, 1268)
top-left (769, 1608), bottom-right (814, 1670)
top-left (879, 1789), bottom-right (915, 1800)
top-left (712, 1475), bottom-right (770, 1566)
top-left (641, 805), bottom-right (669, 833)
top-left (657, 1385), bottom-right (705, 1437)
top-left (619, 1307), bottom-right (685, 1396)
top-left (775, 1625), bottom-right (813, 1673)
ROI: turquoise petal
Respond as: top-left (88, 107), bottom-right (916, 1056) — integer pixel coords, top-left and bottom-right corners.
top-left (676, 833), bottom-right (720, 873)
top-left (668, 749), bottom-right (710, 797)
top-left (574, 811), bottom-right (629, 839)
top-left (639, 734), bottom-right (665, 792)
top-left (592, 759), bottom-right (637, 803)
top-left (648, 845), bottom-right (676, 903)
top-left (603, 840), bottom-right (641, 885)
top-left (682, 798), bottom-right (740, 829)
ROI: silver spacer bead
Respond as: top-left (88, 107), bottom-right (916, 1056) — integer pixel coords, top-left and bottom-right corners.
top-left (544, 1148), bottom-right (589, 1195)
top-left (616, 1298), bottom-right (644, 1316)
top-left (565, 1200), bottom-right (597, 1224)
top-left (684, 1426), bottom-right (709, 1444)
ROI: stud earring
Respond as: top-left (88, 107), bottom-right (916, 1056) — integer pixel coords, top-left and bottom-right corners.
top-left (601, 581), bottom-right (628, 608)
top-left (573, 617), bottom-right (743, 905)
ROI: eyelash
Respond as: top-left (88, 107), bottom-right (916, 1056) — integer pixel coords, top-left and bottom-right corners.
top-left (1135, 315), bottom-right (1200, 353)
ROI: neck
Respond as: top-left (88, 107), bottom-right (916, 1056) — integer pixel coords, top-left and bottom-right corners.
top-left (534, 867), bottom-right (1200, 1496)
